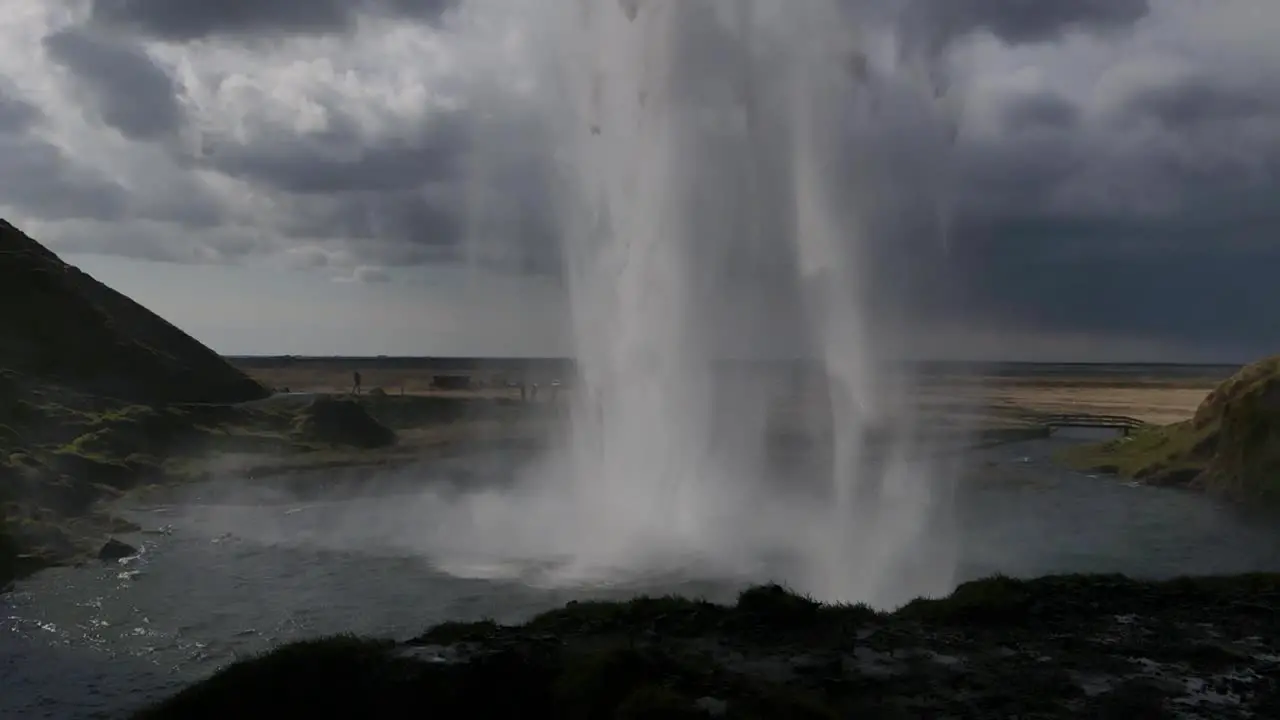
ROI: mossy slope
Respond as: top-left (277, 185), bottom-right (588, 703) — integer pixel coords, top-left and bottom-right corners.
top-left (1064, 355), bottom-right (1280, 500)
top-left (135, 574), bottom-right (1280, 719)
top-left (0, 220), bottom-right (409, 584)
top-left (0, 383), bottom-right (403, 585)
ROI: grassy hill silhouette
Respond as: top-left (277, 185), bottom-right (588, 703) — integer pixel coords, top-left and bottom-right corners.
top-left (0, 218), bottom-right (267, 404)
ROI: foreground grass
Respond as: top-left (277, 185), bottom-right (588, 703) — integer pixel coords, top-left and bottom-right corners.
top-left (135, 574), bottom-right (1280, 719)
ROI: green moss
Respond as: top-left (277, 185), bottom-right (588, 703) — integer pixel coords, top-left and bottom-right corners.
top-left (1062, 355), bottom-right (1280, 500)
top-left (1059, 420), bottom-right (1214, 480)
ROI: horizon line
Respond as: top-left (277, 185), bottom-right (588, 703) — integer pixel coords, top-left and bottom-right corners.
top-left (222, 355), bottom-right (1245, 367)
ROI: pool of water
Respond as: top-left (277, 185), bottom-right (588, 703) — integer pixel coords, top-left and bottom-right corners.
top-left (5, 434), bottom-right (1280, 719)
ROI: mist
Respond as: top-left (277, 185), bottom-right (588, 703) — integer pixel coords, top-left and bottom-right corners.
top-left (169, 0), bottom-right (977, 609)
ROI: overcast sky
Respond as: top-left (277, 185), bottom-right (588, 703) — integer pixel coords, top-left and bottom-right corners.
top-left (1, 0), bottom-right (1277, 361)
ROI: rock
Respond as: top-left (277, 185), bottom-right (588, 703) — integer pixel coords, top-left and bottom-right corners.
top-left (694, 697), bottom-right (728, 716)
top-left (98, 538), bottom-right (137, 561)
top-left (293, 397), bottom-right (396, 449)
top-left (108, 516), bottom-right (143, 533)
top-left (132, 575), bottom-right (1280, 720)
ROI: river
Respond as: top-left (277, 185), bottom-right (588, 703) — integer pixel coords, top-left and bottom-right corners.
top-left (5, 432), bottom-right (1280, 719)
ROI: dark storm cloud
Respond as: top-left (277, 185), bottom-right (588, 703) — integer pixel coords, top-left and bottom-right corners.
top-left (1001, 91), bottom-right (1078, 131)
top-left (0, 89), bottom-right (41, 133)
top-left (88, 0), bottom-right (459, 40)
top-left (0, 81), bottom-right (129, 222)
top-left (1119, 75), bottom-right (1280, 129)
top-left (190, 106), bottom-right (482, 266)
top-left (31, 0), bottom-right (1272, 357)
top-left (189, 94), bottom-right (562, 271)
top-left (42, 27), bottom-right (182, 141)
top-left (278, 189), bottom-right (462, 251)
top-left (957, 71), bottom-right (1280, 240)
top-left (0, 137), bottom-right (128, 222)
top-left (199, 112), bottom-right (467, 194)
top-left (903, 0), bottom-right (1150, 50)
top-left (944, 74), bottom-right (1280, 356)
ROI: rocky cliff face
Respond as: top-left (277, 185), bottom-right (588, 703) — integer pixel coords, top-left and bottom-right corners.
top-left (1190, 356), bottom-right (1280, 499)
top-left (0, 219), bottom-right (267, 404)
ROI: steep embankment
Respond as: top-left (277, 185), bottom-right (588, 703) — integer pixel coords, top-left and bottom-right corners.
top-left (1065, 356), bottom-right (1280, 500)
top-left (0, 219), bottom-right (285, 584)
top-left (0, 219), bottom-right (267, 404)
top-left (134, 575), bottom-right (1280, 719)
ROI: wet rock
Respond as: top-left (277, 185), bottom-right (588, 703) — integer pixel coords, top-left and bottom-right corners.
top-left (108, 516), bottom-right (142, 533)
top-left (694, 696), bottom-right (727, 716)
top-left (133, 574), bottom-right (1280, 720)
top-left (97, 538), bottom-right (136, 561)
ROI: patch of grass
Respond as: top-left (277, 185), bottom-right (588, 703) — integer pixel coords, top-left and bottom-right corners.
top-left (1060, 355), bottom-right (1280, 501)
top-left (412, 619), bottom-right (502, 645)
top-left (525, 594), bottom-right (723, 637)
top-left (897, 572), bottom-right (1280, 628)
top-left (413, 585), bottom-right (878, 652)
top-left (896, 573), bottom-right (1043, 624)
top-left (1059, 420), bottom-right (1214, 482)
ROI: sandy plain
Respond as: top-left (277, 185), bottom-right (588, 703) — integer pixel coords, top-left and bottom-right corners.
top-left (230, 358), bottom-right (1226, 427)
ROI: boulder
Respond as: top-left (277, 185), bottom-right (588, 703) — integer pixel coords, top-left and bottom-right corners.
top-left (294, 397), bottom-right (396, 449)
top-left (98, 537), bottom-right (137, 561)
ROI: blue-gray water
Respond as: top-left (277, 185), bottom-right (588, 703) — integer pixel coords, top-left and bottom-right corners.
top-left (5, 433), bottom-right (1280, 719)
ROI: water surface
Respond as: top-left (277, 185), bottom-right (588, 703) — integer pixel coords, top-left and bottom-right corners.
top-left (5, 435), bottom-right (1279, 719)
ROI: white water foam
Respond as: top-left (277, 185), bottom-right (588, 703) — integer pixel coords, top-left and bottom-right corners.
top-left (421, 0), bottom-right (964, 607)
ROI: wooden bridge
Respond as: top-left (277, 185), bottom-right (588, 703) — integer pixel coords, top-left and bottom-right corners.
top-left (1023, 413), bottom-right (1149, 436)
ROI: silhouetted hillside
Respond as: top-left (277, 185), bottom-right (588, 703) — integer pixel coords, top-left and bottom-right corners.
top-left (0, 219), bottom-right (266, 403)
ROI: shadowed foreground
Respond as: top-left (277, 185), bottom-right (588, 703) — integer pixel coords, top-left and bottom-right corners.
top-left (134, 573), bottom-right (1280, 719)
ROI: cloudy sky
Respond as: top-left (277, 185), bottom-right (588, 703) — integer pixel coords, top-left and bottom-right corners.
top-left (1, 0), bottom-right (1277, 361)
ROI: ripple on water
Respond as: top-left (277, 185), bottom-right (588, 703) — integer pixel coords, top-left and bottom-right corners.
top-left (5, 439), bottom-right (1280, 718)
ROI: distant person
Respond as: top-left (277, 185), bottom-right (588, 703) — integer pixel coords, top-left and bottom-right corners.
top-left (352, 371), bottom-right (362, 395)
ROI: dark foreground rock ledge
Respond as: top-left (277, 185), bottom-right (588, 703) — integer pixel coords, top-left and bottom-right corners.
top-left (133, 573), bottom-right (1280, 719)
